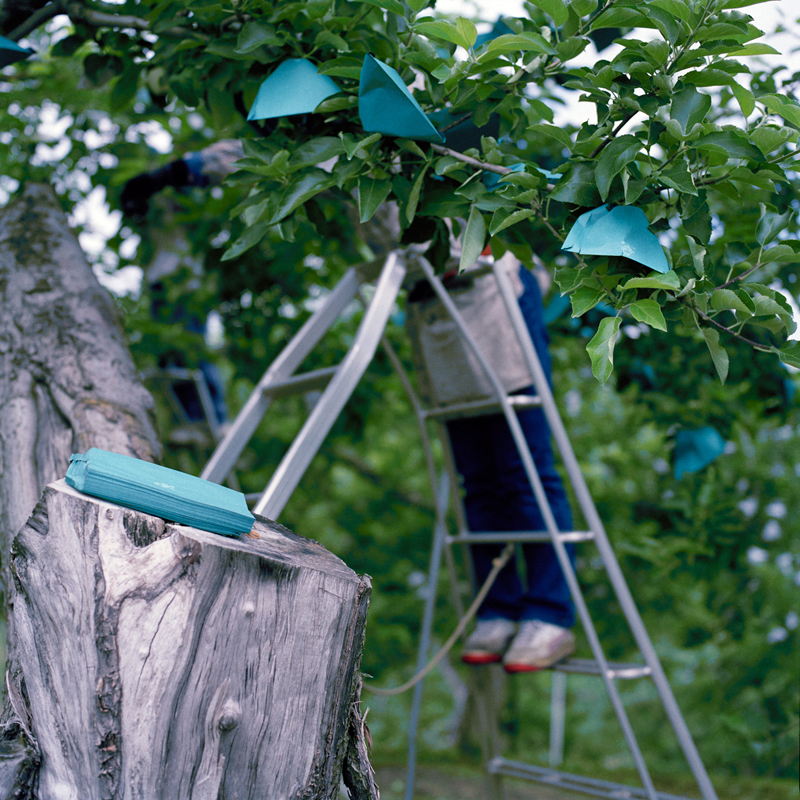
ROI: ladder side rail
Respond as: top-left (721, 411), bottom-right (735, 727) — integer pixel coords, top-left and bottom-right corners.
top-left (491, 265), bottom-right (719, 800)
top-left (254, 253), bottom-right (407, 518)
top-left (404, 473), bottom-right (451, 800)
top-left (418, 260), bottom-right (659, 800)
top-left (435, 418), bottom-right (473, 621)
top-left (192, 369), bottom-right (223, 441)
top-left (201, 267), bottom-right (363, 483)
top-left (375, 330), bottom-right (456, 800)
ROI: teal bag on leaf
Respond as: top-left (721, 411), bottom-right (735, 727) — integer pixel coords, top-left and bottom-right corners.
top-left (66, 449), bottom-right (255, 537)
top-left (358, 54), bottom-right (444, 143)
top-left (0, 35), bottom-right (33, 68)
top-left (248, 58), bottom-right (340, 121)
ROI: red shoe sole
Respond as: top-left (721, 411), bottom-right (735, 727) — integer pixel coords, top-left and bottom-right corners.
top-left (503, 663), bottom-right (544, 674)
top-left (462, 653), bottom-right (503, 665)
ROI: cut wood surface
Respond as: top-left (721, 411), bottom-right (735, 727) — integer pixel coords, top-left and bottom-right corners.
top-left (10, 480), bottom-right (374, 800)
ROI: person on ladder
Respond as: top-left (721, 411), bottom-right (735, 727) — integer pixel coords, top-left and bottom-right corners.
top-left (407, 238), bottom-right (577, 674)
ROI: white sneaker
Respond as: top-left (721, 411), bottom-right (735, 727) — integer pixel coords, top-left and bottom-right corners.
top-left (502, 620), bottom-right (575, 673)
top-left (461, 618), bottom-right (517, 665)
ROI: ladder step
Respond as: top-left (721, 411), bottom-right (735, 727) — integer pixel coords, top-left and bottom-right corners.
top-left (260, 366), bottom-right (339, 399)
top-left (446, 530), bottom-right (595, 544)
top-left (421, 393), bottom-right (541, 420)
top-left (488, 758), bottom-right (689, 800)
top-left (554, 659), bottom-right (652, 680)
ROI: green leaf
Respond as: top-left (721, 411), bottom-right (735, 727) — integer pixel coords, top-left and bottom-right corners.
top-left (729, 43), bottom-right (781, 56)
top-left (586, 316), bottom-right (622, 384)
top-left (235, 21), bottom-right (281, 53)
top-left (670, 86), bottom-right (712, 135)
top-left (622, 271), bottom-right (681, 291)
top-left (760, 93), bottom-right (800, 128)
top-left (489, 208), bottom-right (534, 236)
top-left (459, 206), bottom-right (486, 272)
top-left (556, 36), bottom-right (589, 62)
top-left (595, 135), bottom-right (641, 201)
top-left (756, 206), bottom-right (794, 247)
top-left (527, 123), bottom-right (573, 149)
top-left (775, 343), bottom-right (800, 370)
top-left (407, 0), bottom-right (428, 10)
top-left (271, 171), bottom-right (334, 225)
top-left (681, 191), bottom-right (712, 243)
top-left (353, 0), bottom-right (406, 14)
top-left (701, 327), bottom-right (729, 384)
top-left (549, 162), bottom-right (600, 206)
top-left (529, 0), bottom-right (569, 26)
top-left (694, 130), bottom-right (763, 161)
top-left (659, 162), bottom-right (697, 195)
top-left (483, 32), bottom-right (557, 57)
top-left (111, 67), bottom-right (140, 112)
top-left (456, 17), bottom-right (478, 49)
top-left (687, 236), bottom-right (706, 277)
top-left (730, 82), bottom-right (755, 117)
top-left (358, 176), bottom-right (393, 223)
top-left (290, 137), bottom-right (344, 169)
top-left (629, 299), bottom-right (667, 331)
top-left (222, 219), bottom-right (271, 261)
top-left (314, 29), bottom-right (350, 51)
top-left (710, 288), bottom-right (754, 316)
top-left (406, 163), bottom-right (429, 224)
top-left (651, 0), bottom-right (691, 22)
top-left (760, 242), bottom-right (800, 263)
top-left (416, 20), bottom-right (472, 49)
top-left (570, 287), bottom-right (606, 317)
top-left (340, 131), bottom-right (382, 160)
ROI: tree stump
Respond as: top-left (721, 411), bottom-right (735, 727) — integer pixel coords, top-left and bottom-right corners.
top-left (9, 480), bottom-right (375, 800)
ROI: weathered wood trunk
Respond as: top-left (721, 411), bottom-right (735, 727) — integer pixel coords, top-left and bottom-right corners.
top-left (11, 480), bottom-right (372, 799)
top-left (0, 185), bottom-right (378, 798)
top-left (0, 183), bottom-right (161, 592)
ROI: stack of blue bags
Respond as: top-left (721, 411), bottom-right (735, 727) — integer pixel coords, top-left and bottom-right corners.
top-left (66, 448), bottom-right (255, 537)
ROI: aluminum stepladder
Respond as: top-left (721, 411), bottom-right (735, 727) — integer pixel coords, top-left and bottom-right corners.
top-left (198, 248), bottom-right (718, 800)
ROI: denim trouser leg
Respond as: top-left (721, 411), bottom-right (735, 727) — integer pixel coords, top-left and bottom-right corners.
top-left (445, 267), bottom-right (576, 628)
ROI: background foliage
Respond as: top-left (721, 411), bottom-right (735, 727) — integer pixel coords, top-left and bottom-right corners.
top-left (1, 0), bottom-right (798, 794)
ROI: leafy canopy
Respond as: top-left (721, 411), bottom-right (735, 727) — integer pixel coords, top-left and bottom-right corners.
top-left (3, 0), bottom-right (799, 383)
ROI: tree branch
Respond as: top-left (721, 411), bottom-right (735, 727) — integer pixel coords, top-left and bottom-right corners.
top-left (715, 262), bottom-right (761, 291)
top-left (6, 0), bottom-right (61, 40)
top-left (430, 144), bottom-right (555, 189)
top-left (692, 305), bottom-right (771, 352)
top-left (588, 111), bottom-right (637, 159)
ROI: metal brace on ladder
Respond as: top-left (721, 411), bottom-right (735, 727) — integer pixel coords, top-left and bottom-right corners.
top-left (199, 250), bottom-right (718, 800)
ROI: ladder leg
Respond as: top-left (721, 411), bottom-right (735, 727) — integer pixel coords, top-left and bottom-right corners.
top-left (549, 671), bottom-right (567, 768)
top-left (491, 265), bottom-right (719, 800)
top-left (419, 261), bottom-right (661, 800)
top-left (201, 267), bottom-right (363, 483)
top-left (254, 253), bottom-right (406, 519)
top-left (405, 473), bottom-right (450, 800)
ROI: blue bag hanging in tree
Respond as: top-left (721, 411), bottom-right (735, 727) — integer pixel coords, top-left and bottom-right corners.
top-left (65, 448), bottom-right (255, 537)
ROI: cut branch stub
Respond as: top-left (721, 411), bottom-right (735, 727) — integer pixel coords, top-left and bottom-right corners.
top-left (9, 480), bottom-right (373, 800)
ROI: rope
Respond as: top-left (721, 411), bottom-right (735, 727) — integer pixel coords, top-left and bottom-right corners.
top-left (362, 543), bottom-right (514, 697)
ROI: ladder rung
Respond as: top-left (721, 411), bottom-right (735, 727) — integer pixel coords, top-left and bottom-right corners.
top-left (554, 658), bottom-right (652, 680)
top-left (488, 758), bottom-right (689, 800)
top-left (260, 366), bottom-right (339, 398)
top-left (446, 530), bottom-right (595, 545)
top-left (421, 393), bottom-right (541, 420)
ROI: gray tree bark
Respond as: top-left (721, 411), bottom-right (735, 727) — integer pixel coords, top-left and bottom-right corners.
top-left (0, 185), bottom-right (377, 799)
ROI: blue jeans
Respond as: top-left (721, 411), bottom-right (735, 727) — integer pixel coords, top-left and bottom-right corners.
top-left (445, 267), bottom-right (576, 627)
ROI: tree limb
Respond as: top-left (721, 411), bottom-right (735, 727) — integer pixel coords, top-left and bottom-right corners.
top-left (430, 144), bottom-right (556, 190)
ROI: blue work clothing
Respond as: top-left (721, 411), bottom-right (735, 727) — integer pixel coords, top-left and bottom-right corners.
top-left (445, 266), bottom-right (576, 627)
